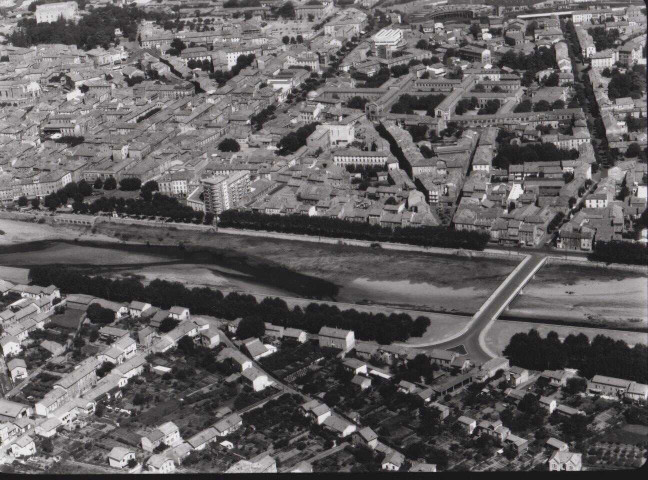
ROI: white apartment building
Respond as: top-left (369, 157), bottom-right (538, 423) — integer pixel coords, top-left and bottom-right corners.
top-left (35, 1), bottom-right (78, 24)
top-left (372, 28), bottom-right (403, 59)
top-left (201, 171), bottom-right (251, 215)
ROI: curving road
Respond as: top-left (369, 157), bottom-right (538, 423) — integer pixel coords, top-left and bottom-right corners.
top-left (410, 254), bottom-right (548, 366)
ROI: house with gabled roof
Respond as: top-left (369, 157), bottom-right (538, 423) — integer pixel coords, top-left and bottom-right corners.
top-left (318, 326), bottom-right (355, 352)
top-left (128, 301), bottom-right (152, 318)
top-left (549, 451), bottom-right (582, 471)
top-left (146, 454), bottom-right (175, 473)
top-left (323, 414), bottom-right (356, 438)
top-left (108, 446), bottom-right (136, 469)
top-left (141, 421), bottom-right (181, 452)
top-left (213, 413), bottom-right (243, 437)
top-left (353, 426), bottom-right (378, 449)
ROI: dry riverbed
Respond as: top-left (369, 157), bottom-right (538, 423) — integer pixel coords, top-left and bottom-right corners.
top-left (508, 263), bottom-right (648, 330)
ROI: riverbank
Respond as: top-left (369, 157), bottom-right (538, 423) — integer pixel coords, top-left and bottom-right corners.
top-left (0, 217), bottom-right (117, 246)
top-left (0, 218), bottom-right (519, 314)
top-left (509, 263), bottom-right (648, 330)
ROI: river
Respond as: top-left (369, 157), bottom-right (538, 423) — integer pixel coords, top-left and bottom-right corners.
top-left (0, 239), bottom-right (501, 315)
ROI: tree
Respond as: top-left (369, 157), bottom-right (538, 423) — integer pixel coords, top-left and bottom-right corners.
top-left (282, 35), bottom-right (289, 45)
top-left (626, 143), bottom-right (641, 158)
top-left (533, 100), bottom-right (552, 112)
top-left (514, 99), bottom-right (532, 113)
top-left (41, 437), bottom-right (54, 453)
top-left (159, 317), bottom-right (180, 333)
top-left (169, 38), bottom-right (186, 55)
top-left (78, 179), bottom-right (93, 197)
top-left (17, 196), bottom-right (28, 207)
top-left (95, 403), bottom-right (105, 417)
top-left (543, 72), bottom-right (559, 87)
top-left (177, 335), bottom-right (195, 355)
top-left (469, 22), bottom-right (480, 40)
top-left (218, 138), bottom-right (241, 152)
top-left (236, 316), bottom-right (265, 339)
top-left (275, 1), bottom-right (295, 19)
top-left (347, 96), bottom-right (368, 110)
top-left (503, 444), bottom-right (518, 460)
top-left (93, 177), bottom-right (104, 189)
top-left (119, 177), bottom-right (142, 191)
top-left (103, 177), bottom-right (117, 190)
top-left (564, 377), bottom-right (587, 395)
top-left (127, 458), bottom-right (137, 469)
top-left (296, 34), bottom-right (303, 44)
top-left (44, 193), bottom-right (61, 211)
top-left (86, 303), bottom-right (115, 324)
top-left (518, 393), bottom-right (540, 414)
top-left (552, 99), bottom-right (565, 110)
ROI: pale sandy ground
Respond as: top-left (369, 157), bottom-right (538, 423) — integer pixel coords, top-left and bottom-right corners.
top-left (485, 320), bottom-right (648, 357)
top-left (0, 218), bottom-right (116, 246)
top-left (510, 268), bottom-right (647, 329)
top-left (113, 264), bottom-right (291, 298)
top-left (0, 266), bottom-right (29, 284)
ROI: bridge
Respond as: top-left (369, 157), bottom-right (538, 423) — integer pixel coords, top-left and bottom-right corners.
top-left (406, 254), bottom-right (548, 365)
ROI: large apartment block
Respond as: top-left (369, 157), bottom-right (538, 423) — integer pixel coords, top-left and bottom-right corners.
top-left (201, 171), bottom-right (251, 215)
top-left (35, 1), bottom-right (78, 24)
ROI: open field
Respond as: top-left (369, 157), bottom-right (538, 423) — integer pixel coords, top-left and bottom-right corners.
top-left (508, 263), bottom-right (648, 330)
top-left (484, 319), bottom-right (648, 357)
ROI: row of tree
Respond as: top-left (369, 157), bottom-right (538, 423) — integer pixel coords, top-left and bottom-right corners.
top-left (29, 266), bottom-right (431, 344)
top-left (72, 191), bottom-right (208, 224)
top-left (588, 240), bottom-right (648, 266)
top-left (217, 210), bottom-right (491, 250)
top-left (503, 329), bottom-right (648, 383)
top-left (493, 142), bottom-right (578, 169)
top-left (390, 94), bottom-right (446, 116)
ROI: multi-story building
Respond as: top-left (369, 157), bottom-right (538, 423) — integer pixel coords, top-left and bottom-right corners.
top-left (35, 1), bottom-right (78, 24)
top-left (201, 171), bottom-right (251, 215)
top-left (372, 29), bottom-right (404, 59)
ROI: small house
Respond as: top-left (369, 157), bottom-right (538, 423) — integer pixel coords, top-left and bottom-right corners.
top-left (147, 454), bottom-right (175, 473)
top-left (546, 437), bottom-right (569, 452)
top-left (9, 434), bottom-right (36, 458)
top-left (351, 374), bottom-right (372, 390)
top-left (128, 301), bottom-right (152, 318)
top-left (283, 328), bottom-right (307, 343)
top-left (382, 450), bottom-right (405, 471)
top-left (169, 306), bottom-right (190, 321)
top-left (7, 358), bottom-right (28, 382)
top-left (549, 451), bottom-right (582, 471)
top-left (343, 358), bottom-right (368, 375)
top-left (108, 446), bottom-right (136, 469)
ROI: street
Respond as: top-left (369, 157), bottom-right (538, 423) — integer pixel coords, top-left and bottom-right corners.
top-left (411, 254), bottom-right (547, 364)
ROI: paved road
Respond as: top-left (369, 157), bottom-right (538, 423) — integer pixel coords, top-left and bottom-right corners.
top-left (412, 254), bottom-right (547, 365)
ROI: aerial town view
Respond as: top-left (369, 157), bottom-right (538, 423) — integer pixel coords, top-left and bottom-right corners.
top-left (0, 0), bottom-right (646, 474)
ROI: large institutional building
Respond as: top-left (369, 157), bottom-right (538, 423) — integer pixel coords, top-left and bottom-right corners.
top-left (35, 1), bottom-right (78, 24)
